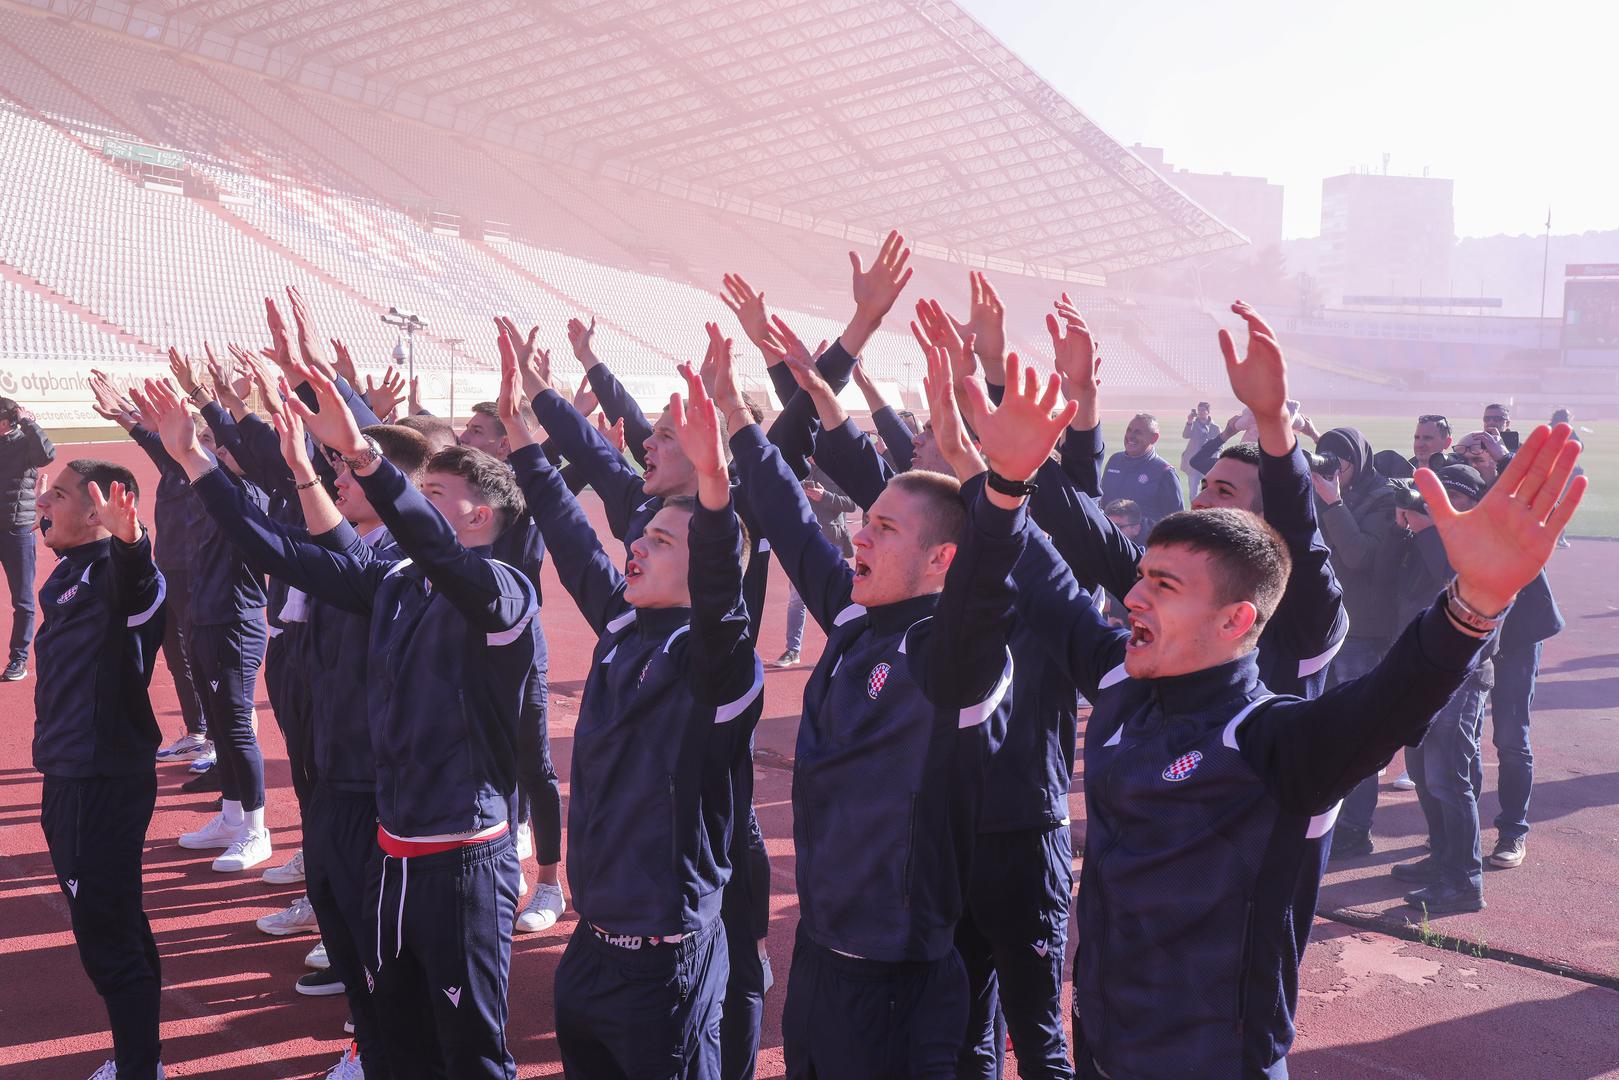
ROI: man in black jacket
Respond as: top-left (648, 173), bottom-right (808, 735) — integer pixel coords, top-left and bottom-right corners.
top-left (34, 460), bottom-right (167, 1080)
top-left (1312, 427), bottom-right (1401, 858)
top-left (0, 396), bottom-right (55, 680)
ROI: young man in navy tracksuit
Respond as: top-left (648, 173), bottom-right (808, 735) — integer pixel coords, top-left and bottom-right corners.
top-left (125, 385), bottom-right (274, 874)
top-left (787, 344), bottom-right (1081, 1079)
top-left (33, 460), bottom-right (167, 1080)
top-left (505, 358), bottom-right (763, 1078)
top-left (724, 349), bottom-right (1069, 1076)
top-left (143, 374), bottom-right (535, 1080)
top-left (459, 394), bottom-right (564, 934)
top-left (956, 368), bottom-right (1584, 1078)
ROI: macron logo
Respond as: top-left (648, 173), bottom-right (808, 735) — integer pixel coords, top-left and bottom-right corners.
top-left (443, 986), bottom-right (462, 1008)
top-left (65, 878), bottom-right (78, 898)
top-left (1032, 939), bottom-right (1049, 958)
top-left (209, 680), bottom-right (220, 692)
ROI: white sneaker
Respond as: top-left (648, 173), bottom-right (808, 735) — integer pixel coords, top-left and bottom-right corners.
top-left (305, 939), bottom-right (331, 969)
top-left (322, 1044), bottom-right (365, 1078)
top-left (156, 732), bottom-right (210, 762)
top-left (187, 744), bottom-right (216, 773)
top-left (87, 1063), bottom-right (165, 1079)
top-left (519, 871), bottom-right (528, 898)
top-left (178, 812), bottom-right (241, 850)
top-left (256, 894), bottom-right (319, 936)
top-left (343, 1017), bottom-right (355, 1035)
top-left (213, 828), bottom-right (272, 872)
top-left (262, 848), bottom-right (305, 885)
top-left (515, 882), bottom-right (566, 933)
top-left (516, 821), bottom-right (534, 861)
top-left (760, 947), bottom-right (774, 995)
top-left (1392, 772), bottom-right (1417, 791)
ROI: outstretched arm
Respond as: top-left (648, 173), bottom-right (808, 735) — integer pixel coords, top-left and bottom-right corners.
top-left (566, 315), bottom-right (655, 469)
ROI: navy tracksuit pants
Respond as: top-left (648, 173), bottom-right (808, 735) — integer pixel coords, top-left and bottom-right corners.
top-left (41, 772), bottom-right (163, 1079)
top-left (157, 568), bottom-right (205, 737)
top-left (783, 925), bottom-right (969, 1080)
top-left (263, 627), bottom-right (317, 810)
top-left (188, 616), bottom-right (268, 811)
top-left (554, 916), bottom-right (728, 1080)
top-left (515, 660), bottom-right (561, 866)
top-left (366, 834), bottom-right (521, 1079)
top-left (306, 787), bottom-right (389, 1078)
top-left (957, 825), bottom-right (1075, 1079)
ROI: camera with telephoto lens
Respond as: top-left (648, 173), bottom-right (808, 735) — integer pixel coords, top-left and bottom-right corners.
top-left (1388, 478), bottom-right (1426, 515)
top-left (1305, 449), bottom-right (1342, 478)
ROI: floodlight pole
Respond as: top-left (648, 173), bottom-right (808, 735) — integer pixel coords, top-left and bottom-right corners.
top-left (446, 338), bottom-right (465, 421)
top-left (381, 308), bottom-right (427, 391)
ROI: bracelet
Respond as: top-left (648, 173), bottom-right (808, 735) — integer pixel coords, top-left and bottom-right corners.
top-left (1444, 577), bottom-right (1509, 634)
top-left (295, 478), bottom-right (322, 491)
top-left (984, 469), bottom-right (1038, 497)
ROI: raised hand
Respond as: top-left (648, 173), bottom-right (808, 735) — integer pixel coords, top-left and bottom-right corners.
top-left (671, 364), bottom-right (730, 510)
top-left (1047, 298), bottom-right (1101, 430)
top-left (86, 477), bottom-right (139, 544)
top-left (702, 322), bottom-right (747, 424)
top-left (953, 271), bottom-right (1007, 373)
top-left (720, 273), bottom-right (772, 348)
top-left (912, 298), bottom-right (974, 385)
top-left (407, 375), bottom-right (423, 417)
top-left (780, 340), bottom-right (847, 431)
top-left (130, 379), bottom-right (207, 471)
top-left (1218, 300), bottom-right (1288, 420)
top-left (88, 370), bottom-right (138, 428)
top-left (330, 338), bottom-right (359, 387)
top-left (959, 354), bottom-right (1078, 485)
top-left (262, 296), bottom-right (295, 373)
top-left (278, 369), bottom-right (366, 459)
top-left (843, 229), bottom-right (912, 354)
top-left (596, 412), bottom-right (626, 453)
top-left (921, 344), bottom-right (985, 480)
top-left (365, 366), bottom-right (407, 418)
top-left (572, 374), bottom-right (599, 418)
top-left (233, 345), bottom-right (284, 419)
top-left (1415, 423), bottom-right (1586, 616)
top-left (284, 285), bottom-right (337, 380)
top-left (204, 343), bottom-right (246, 415)
top-left (270, 404), bottom-right (318, 484)
top-left (496, 342), bottom-right (535, 450)
top-left (498, 319), bottom-right (552, 400)
top-left (167, 347), bottom-right (203, 397)
top-left (566, 316), bottom-right (598, 367)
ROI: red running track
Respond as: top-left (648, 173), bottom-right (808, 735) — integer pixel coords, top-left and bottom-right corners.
top-left (2, 440), bottom-right (1616, 1079)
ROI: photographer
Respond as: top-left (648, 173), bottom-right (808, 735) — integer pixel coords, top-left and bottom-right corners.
top-left (0, 396), bottom-right (56, 681)
top-left (1380, 465), bottom-right (1498, 913)
top-left (1310, 428), bottom-right (1399, 858)
top-left (1180, 401), bottom-right (1221, 501)
top-left (1411, 413), bottom-right (1464, 471)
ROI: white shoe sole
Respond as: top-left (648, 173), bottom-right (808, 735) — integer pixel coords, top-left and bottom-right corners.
top-left (213, 849), bottom-right (273, 873)
top-left (256, 917), bottom-right (320, 937)
top-left (514, 912), bottom-right (561, 933)
top-left (157, 749), bottom-right (208, 762)
top-left (295, 977), bottom-right (347, 997)
top-left (260, 866), bottom-right (306, 885)
top-left (178, 833), bottom-right (239, 850)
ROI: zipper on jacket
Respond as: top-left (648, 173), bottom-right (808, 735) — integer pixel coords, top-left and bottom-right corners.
top-left (901, 793), bottom-right (917, 909)
top-left (1236, 899), bottom-right (1256, 1034)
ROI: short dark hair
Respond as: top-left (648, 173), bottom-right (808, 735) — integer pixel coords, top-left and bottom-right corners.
top-left (1103, 498), bottom-right (1142, 525)
top-left (1417, 414), bottom-right (1451, 437)
top-left (1217, 442), bottom-right (1262, 468)
top-left (1146, 508), bottom-right (1291, 635)
top-left (661, 494), bottom-right (752, 574)
top-left (423, 445), bottom-right (525, 533)
top-left (889, 470), bottom-right (964, 549)
top-left (470, 401), bottom-right (506, 435)
top-left (364, 424), bottom-right (432, 480)
top-left (67, 459), bottom-right (139, 503)
top-left (1131, 412), bottom-right (1159, 429)
top-left (1484, 403), bottom-right (1508, 416)
top-left (396, 414), bottom-right (458, 452)
top-left (0, 397), bottom-right (18, 425)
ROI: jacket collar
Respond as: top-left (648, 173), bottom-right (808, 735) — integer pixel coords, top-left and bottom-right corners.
top-left (864, 592), bottom-right (940, 637)
top-left (1147, 651), bottom-right (1262, 718)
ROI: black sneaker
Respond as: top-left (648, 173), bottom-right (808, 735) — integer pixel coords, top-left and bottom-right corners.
top-left (1403, 884), bottom-right (1485, 915)
top-left (181, 765), bottom-right (223, 794)
top-left (1328, 826), bottom-right (1374, 861)
top-left (1391, 856), bottom-right (1445, 884)
top-left (1489, 835), bottom-right (1527, 869)
top-left (2, 659), bottom-right (26, 681)
top-left (295, 967), bottom-right (347, 997)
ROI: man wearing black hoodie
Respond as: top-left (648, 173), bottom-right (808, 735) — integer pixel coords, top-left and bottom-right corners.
top-left (1312, 428), bottom-right (1400, 858)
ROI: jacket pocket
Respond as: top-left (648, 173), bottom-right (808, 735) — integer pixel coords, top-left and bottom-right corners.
top-left (901, 794), bottom-right (918, 909)
top-left (1236, 899), bottom-right (1256, 1031)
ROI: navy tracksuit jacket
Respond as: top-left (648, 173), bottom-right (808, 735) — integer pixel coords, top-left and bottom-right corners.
top-left (191, 457), bottom-right (535, 1080)
top-left (34, 530), bottom-right (167, 1079)
top-left (812, 417), bottom-right (1082, 1077)
top-left (970, 493), bottom-right (1492, 1079)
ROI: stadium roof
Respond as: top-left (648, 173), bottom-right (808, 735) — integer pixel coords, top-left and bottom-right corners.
top-left (53, 0), bottom-right (1248, 278)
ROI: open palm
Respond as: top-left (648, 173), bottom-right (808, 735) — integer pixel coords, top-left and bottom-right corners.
top-left (960, 355), bottom-right (1077, 482)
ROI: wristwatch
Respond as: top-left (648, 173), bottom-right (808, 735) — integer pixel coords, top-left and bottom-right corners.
top-left (341, 434), bottom-right (382, 474)
top-left (1444, 577), bottom-right (1509, 635)
top-left (984, 469), bottom-right (1038, 497)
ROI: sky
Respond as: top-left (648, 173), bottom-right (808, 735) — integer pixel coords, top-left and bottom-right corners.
top-left (952, 0), bottom-right (1619, 240)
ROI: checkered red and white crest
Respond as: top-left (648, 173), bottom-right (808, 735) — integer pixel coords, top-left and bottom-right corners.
top-left (1161, 750), bottom-right (1203, 782)
top-left (867, 662), bottom-right (892, 700)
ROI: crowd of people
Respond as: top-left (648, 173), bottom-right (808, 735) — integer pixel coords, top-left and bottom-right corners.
top-left (20, 230), bottom-right (1586, 1080)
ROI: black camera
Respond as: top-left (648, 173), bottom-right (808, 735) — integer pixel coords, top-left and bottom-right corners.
top-left (1388, 478), bottom-right (1426, 515)
top-left (1305, 449), bottom-right (1341, 478)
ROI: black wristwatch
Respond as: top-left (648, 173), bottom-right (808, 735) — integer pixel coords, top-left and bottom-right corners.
top-left (984, 469), bottom-right (1038, 497)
